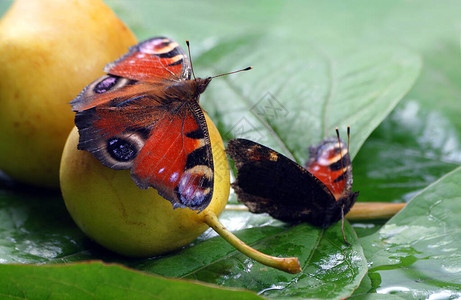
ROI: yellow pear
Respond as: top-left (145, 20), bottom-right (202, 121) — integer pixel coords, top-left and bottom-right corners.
top-left (60, 115), bottom-right (301, 273)
top-left (0, 0), bottom-right (137, 188)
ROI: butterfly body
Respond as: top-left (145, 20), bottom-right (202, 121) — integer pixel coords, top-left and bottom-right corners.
top-left (71, 37), bottom-right (215, 211)
top-left (227, 137), bottom-right (358, 228)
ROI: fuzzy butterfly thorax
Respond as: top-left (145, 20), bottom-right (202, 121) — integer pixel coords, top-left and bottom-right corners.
top-left (164, 77), bottom-right (212, 103)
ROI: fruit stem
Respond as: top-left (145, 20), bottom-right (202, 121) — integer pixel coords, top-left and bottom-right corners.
top-left (346, 202), bottom-right (406, 220)
top-left (202, 212), bottom-right (302, 274)
top-left (225, 202), bottom-right (406, 221)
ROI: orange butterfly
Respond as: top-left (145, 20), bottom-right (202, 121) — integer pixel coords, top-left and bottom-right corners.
top-left (71, 37), bottom-right (229, 211)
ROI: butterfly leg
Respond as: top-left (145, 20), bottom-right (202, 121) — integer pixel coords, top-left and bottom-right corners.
top-left (341, 204), bottom-right (351, 246)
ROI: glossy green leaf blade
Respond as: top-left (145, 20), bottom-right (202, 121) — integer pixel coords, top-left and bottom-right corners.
top-left (353, 101), bottom-right (461, 204)
top-left (350, 1), bottom-right (461, 205)
top-left (0, 262), bottom-right (261, 299)
top-left (0, 189), bottom-right (87, 264)
top-left (358, 167), bottom-right (461, 298)
top-left (260, 224), bottom-right (366, 299)
top-left (0, 189), bottom-right (366, 299)
top-left (352, 45), bottom-right (461, 206)
top-left (200, 40), bottom-right (421, 163)
top-left (141, 222), bottom-right (367, 299)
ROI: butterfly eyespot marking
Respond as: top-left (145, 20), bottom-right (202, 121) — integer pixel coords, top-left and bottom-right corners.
top-left (94, 75), bottom-right (119, 94)
top-left (139, 39), bottom-right (179, 55)
top-left (86, 75), bottom-right (134, 97)
top-left (175, 165), bottom-right (213, 208)
top-left (101, 131), bottom-right (146, 169)
top-left (107, 138), bottom-right (137, 162)
top-left (182, 165), bottom-right (213, 186)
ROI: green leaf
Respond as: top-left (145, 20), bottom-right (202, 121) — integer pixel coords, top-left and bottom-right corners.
top-left (358, 167), bottom-right (461, 298)
top-left (0, 262), bottom-right (261, 299)
top-left (351, 1), bottom-right (461, 205)
top-left (0, 189), bottom-right (86, 264)
top-left (0, 189), bottom-right (367, 298)
top-left (201, 40), bottom-right (420, 163)
top-left (353, 100), bottom-right (461, 204)
top-left (137, 221), bottom-right (367, 299)
top-left (352, 44), bottom-right (461, 206)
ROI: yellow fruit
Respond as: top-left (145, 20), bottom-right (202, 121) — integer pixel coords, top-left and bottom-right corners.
top-left (0, 0), bottom-right (137, 188)
top-left (60, 114), bottom-right (230, 257)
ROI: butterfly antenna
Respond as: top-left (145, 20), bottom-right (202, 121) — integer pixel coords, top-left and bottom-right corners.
top-left (347, 126), bottom-right (351, 165)
top-left (335, 128), bottom-right (345, 173)
top-left (211, 66), bottom-right (253, 79)
top-left (338, 126), bottom-right (352, 246)
top-left (186, 40), bottom-right (197, 80)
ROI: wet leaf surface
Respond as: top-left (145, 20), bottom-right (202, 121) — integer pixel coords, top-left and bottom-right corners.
top-left (137, 222), bottom-right (366, 299)
top-left (357, 167), bottom-right (461, 298)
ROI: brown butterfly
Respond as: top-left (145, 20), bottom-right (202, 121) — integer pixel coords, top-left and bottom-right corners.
top-left (227, 128), bottom-right (358, 243)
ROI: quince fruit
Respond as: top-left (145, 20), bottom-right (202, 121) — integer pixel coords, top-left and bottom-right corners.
top-left (0, 0), bottom-right (137, 187)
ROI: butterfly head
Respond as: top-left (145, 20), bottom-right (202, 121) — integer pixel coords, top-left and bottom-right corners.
top-left (193, 77), bottom-right (212, 96)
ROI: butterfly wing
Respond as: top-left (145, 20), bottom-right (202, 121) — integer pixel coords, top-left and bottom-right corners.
top-left (227, 139), bottom-right (347, 227)
top-left (131, 103), bottom-right (214, 211)
top-left (104, 36), bottom-right (191, 83)
top-left (71, 36), bottom-right (190, 112)
top-left (72, 86), bottom-right (214, 211)
top-left (72, 83), bottom-right (173, 170)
